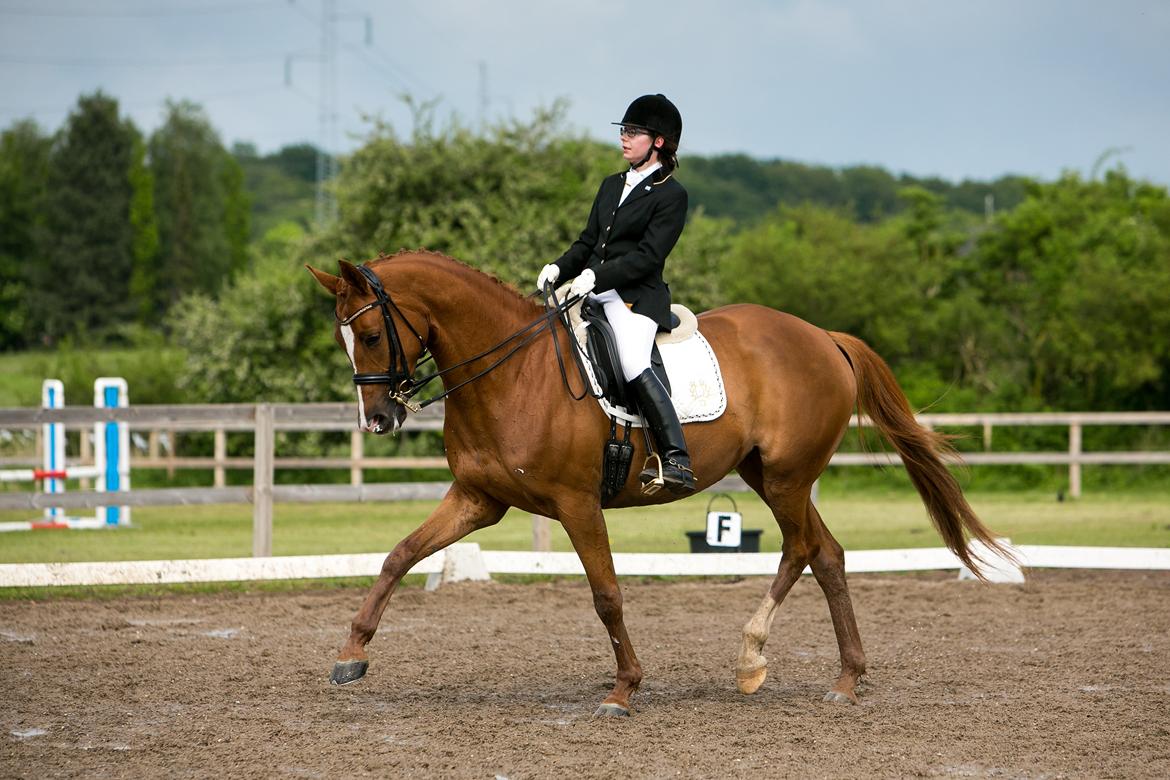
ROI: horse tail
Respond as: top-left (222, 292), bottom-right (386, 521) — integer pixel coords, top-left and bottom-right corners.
top-left (827, 331), bottom-right (1013, 579)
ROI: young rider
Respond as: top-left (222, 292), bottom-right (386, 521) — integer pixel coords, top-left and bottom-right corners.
top-left (536, 93), bottom-right (695, 494)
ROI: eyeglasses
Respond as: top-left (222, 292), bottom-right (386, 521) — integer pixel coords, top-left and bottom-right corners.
top-left (619, 126), bottom-right (650, 139)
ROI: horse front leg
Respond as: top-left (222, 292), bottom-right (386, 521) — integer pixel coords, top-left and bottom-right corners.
top-left (331, 482), bottom-right (507, 685)
top-left (558, 501), bottom-right (642, 717)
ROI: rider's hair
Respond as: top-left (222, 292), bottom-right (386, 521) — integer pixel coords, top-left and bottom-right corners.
top-left (656, 136), bottom-right (679, 171)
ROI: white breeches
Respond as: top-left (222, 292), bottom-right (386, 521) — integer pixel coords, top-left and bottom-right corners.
top-left (591, 289), bottom-right (657, 382)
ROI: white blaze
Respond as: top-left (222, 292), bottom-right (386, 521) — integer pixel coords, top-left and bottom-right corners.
top-left (340, 324), bottom-right (368, 429)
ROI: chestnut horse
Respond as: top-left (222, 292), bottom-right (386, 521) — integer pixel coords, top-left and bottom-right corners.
top-left (308, 250), bottom-right (1007, 716)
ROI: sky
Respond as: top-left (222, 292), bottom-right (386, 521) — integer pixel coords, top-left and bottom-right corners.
top-left (1, 0), bottom-right (1168, 185)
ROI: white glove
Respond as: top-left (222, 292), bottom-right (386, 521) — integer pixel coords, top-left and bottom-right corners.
top-left (536, 263), bottom-right (560, 290)
top-left (568, 269), bottom-right (596, 298)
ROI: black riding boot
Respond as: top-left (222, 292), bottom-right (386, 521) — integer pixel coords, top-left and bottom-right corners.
top-left (628, 368), bottom-right (696, 495)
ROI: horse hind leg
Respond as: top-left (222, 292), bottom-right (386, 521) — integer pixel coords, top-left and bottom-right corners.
top-left (733, 457), bottom-right (866, 703)
top-left (735, 541), bottom-right (807, 695)
top-left (733, 453), bottom-right (814, 695)
top-left (807, 501), bottom-right (867, 704)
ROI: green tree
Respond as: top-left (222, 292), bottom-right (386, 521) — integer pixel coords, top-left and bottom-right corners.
top-left (325, 100), bottom-right (616, 286)
top-left (667, 208), bottom-right (734, 313)
top-left (128, 133), bottom-right (160, 324)
top-left (0, 119), bottom-right (51, 350)
top-left (973, 169), bottom-right (1170, 409)
top-left (235, 143), bottom-right (315, 238)
top-left (221, 154), bottom-right (251, 273)
top-left (150, 100), bottom-right (250, 306)
top-left (168, 221), bottom-right (347, 402)
top-left (271, 142), bottom-right (320, 182)
top-left (27, 93), bottom-right (138, 344)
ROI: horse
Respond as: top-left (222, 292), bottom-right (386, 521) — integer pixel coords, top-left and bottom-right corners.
top-left (307, 250), bottom-right (1009, 717)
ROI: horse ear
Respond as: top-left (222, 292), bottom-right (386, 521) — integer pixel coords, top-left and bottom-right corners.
top-left (305, 264), bottom-right (341, 295)
top-left (337, 260), bottom-right (369, 292)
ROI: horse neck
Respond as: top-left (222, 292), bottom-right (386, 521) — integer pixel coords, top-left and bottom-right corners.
top-left (387, 256), bottom-right (545, 385)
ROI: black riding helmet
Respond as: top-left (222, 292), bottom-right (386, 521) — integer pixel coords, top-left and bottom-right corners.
top-left (612, 93), bottom-right (682, 143)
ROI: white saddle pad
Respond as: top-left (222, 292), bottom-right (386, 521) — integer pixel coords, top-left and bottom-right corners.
top-left (560, 295), bottom-right (728, 427)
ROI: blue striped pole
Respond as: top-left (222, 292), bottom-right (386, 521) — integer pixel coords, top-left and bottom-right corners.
top-left (93, 378), bottom-right (130, 526)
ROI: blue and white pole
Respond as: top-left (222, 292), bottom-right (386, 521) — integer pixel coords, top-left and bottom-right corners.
top-left (93, 377), bottom-right (130, 526)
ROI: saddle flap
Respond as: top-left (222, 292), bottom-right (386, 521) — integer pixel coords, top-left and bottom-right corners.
top-left (580, 298), bottom-right (670, 404)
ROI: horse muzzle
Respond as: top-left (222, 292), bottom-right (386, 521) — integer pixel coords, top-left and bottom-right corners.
top-left (364, 403), bottom-right (407, 435)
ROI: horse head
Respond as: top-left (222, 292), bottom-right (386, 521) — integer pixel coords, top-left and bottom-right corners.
top-left (307, 259), bottom-right (429, 435)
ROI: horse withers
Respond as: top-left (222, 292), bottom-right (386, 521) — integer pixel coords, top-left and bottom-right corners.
top-left (307, 251), bottom-right (1010, 716)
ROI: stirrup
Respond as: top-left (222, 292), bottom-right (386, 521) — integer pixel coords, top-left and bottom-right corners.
top-left (639, 453), bottom-right (666, 495)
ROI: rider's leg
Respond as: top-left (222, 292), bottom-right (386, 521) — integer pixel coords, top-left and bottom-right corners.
top-left (628, 368), bottom-right (695, 494)
top-left (595, 290), bottom-right (657, 384)
top-left (594, 292), bottom-right (695, 494)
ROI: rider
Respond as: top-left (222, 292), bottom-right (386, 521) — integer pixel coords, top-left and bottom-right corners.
top-left (536, 93), bottom-right (695, 495)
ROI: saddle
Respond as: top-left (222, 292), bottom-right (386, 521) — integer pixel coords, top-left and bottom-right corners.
top-left (579, 296), bottom-right (673, 409)
top-left (566, 296), bottom-right (713, 504)
top-left (552, 286), bottom-right (716, 427)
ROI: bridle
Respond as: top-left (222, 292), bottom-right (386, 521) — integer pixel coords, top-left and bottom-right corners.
top-left (337, 263), bottom-right (597, 415)
top-left (337, 264), bottom-right (429, 412)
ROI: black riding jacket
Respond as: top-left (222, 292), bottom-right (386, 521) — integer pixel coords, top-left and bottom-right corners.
top-left (553, 167), bottom-right (687, 331)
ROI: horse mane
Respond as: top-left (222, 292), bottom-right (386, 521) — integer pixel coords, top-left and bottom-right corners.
top-left (368, 249), bottom-right (544, 315)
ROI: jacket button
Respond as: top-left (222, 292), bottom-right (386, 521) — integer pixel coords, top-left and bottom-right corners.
top-left (601, 243), bottom-right (606, 248)
top-left (606, 226), bottom-right (611, 231)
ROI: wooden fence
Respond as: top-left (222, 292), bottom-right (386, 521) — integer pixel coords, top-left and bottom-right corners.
top-left (2, 404), bottom-right (1168, 556)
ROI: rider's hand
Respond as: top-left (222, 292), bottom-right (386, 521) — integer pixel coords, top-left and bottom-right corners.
top-left (536, 263), bottom-right (560, 290)
top-left (568, 269), bottom-right (596, 298)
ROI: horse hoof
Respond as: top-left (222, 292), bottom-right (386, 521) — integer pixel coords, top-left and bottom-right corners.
top-left (330, 659), bottom-right (369, 686)
top-left (593, 703), bottom-right (630, 718)
top-left (823, 690), bottom-right (857, 705)
top-left (736, 666), bottom-right (768, 695)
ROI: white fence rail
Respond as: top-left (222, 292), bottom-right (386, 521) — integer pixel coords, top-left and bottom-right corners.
top-left (2, 544), bottom-right (1169, 589)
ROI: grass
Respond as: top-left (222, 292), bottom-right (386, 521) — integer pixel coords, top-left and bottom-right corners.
top-left (3, 486), bottom-right (1167, 567)
top-left (0, 345), bottom-right (186, 406)
top-left (3, 484), bottom-right (1166, 601)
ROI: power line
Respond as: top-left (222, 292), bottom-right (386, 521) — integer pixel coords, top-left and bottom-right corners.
top-left (0, 1), bottom-right (281, 18)
top-left (0, 54), bottom-right (285, 68)
top-left (342, 38), bottom-right (438, 98)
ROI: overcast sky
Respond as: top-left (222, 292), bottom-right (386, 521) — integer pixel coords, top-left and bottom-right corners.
top-left (2, 0), bottom-right (1167, 184)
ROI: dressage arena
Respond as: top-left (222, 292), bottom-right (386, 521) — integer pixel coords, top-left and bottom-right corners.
top-left (2, 570), bottom-right (1168, 778)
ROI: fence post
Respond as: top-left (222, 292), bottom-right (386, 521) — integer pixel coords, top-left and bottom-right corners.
top-left (1069, 422), bottom-right (1082, 499)
top-left (982, 421), bottom-right (993, 451)
top-left (532, 514), bottom-right (551, 552)
top-left (79, 428), bottom-right (92, 491)
top-left (350, 429), bottom-right (363, 486)
top-left (252, 404), bottom-right (274, 557)
top-left (214, 428), bottom-right (226, 488)
top-left (166, 428), bottom-right (177, 479)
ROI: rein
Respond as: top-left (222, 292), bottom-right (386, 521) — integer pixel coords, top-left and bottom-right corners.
top-left (339, 264), bottom-right (594, 412)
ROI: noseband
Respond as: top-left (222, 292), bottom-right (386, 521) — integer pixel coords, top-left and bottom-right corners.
top-left (337, 265), bottom-right (428, 412)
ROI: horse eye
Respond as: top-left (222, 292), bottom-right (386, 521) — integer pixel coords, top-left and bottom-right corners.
top-left (363, 334), bottom-right (381, 348)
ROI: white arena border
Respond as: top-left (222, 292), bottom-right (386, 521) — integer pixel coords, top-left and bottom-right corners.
top-left (0, 544), bottom-right (1168, 588)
